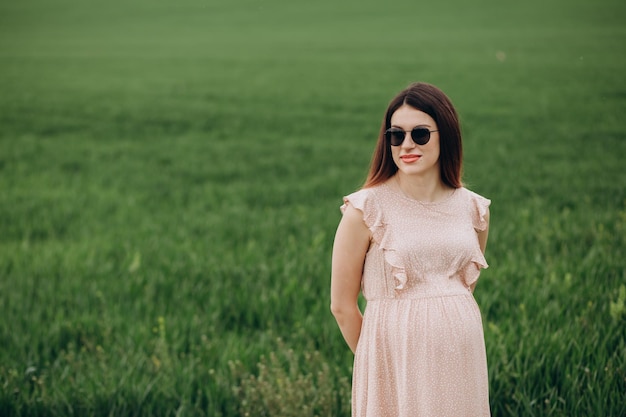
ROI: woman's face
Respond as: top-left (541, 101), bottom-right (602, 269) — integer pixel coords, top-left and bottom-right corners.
top-left (389, 104), bottom-right (441, 179)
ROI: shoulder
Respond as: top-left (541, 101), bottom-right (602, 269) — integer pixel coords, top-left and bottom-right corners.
top-left (458, 187), bottom-right (491, 231)
top-left (457, 187), bottom-right (491, 206)
top-left (340, 184), bottom-right (386, 215)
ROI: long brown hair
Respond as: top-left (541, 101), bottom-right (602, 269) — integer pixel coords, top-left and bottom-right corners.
top-left (363, 82), bottom-right (463, 189)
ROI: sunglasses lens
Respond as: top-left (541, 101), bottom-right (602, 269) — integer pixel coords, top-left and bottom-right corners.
top-left (386, 129), bottom-right (405, 146)
top-left (410, 127), bottom-right (430, 145)
top-left (387, 127), bottom-right (432, 146)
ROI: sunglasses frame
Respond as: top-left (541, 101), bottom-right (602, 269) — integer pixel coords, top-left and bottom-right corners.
top-left (385, 127), bottom-right (439, 146)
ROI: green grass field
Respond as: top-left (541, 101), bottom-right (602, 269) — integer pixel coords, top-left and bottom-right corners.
top-left (1, 0), bottom-right (625, 415)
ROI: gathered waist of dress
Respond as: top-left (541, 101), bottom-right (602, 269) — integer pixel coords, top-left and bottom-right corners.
top-left (365, 286), bottom-right (472, 302)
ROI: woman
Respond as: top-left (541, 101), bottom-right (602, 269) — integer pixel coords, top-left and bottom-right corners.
top-left (330, 82), bottom-right (491, 416)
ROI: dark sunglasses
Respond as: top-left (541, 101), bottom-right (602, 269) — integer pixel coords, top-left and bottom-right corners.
top-left (385, 127), bottom-right (439, 146)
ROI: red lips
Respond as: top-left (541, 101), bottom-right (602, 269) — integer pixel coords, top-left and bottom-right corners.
top-left (400, 155), bottom-right (421, 163)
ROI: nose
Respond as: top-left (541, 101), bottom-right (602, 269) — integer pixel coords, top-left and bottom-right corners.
top-left (401, 132), bottom-right (416, 148)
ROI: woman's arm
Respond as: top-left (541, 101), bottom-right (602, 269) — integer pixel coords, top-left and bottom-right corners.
top-left (330, 203), bottom-right (371, 353)
top-left (478, 208), bottom-right (490, 254)
top-left (470, 208), bottom-right (490, 292)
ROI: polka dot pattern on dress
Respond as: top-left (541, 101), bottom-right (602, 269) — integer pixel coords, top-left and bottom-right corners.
top-left (341, 182), bottom-right (491, 417)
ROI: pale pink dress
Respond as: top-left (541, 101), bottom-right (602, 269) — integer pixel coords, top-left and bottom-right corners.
top-left (341, 182), bottom-right (491, 417)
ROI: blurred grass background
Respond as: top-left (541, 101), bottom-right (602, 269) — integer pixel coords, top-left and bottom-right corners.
top-left (1, 0), bottom-right (625, 415)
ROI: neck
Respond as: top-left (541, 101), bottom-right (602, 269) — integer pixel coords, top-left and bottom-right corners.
top-left (394, 173), bottom-right (452, 203)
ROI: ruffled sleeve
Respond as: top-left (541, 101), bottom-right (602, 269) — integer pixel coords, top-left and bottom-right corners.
top-left (462, 190), bottom-right (491, 288)
top-left (341, 189), bottom-right (408, 290)
top-left (471, 192), bottom-right (491, 232)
